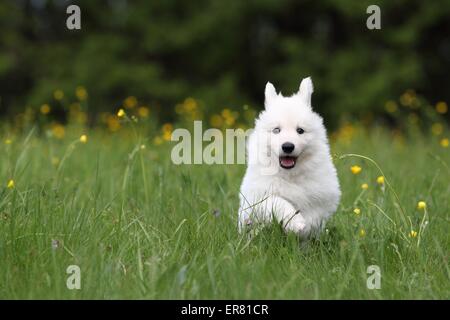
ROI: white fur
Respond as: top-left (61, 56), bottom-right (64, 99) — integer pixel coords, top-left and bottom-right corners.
top-left (238, 77), bottom-right (341, 238)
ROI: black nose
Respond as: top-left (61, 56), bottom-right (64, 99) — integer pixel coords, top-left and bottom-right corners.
top-left (282, 142), bottom-right (295, 153)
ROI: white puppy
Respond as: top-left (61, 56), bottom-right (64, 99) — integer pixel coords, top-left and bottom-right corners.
top-left (238, 77), bottom-right (341, 238)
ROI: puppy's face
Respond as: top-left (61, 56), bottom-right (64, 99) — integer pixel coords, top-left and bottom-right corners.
top-left (255, 77), bottom-right (325, 171)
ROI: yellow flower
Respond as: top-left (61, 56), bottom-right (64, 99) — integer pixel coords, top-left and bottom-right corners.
top-left (76, 86), bottom-right (88, 101)
top-left (417, 201), bottom-right (426, 210)
top-left (107, 115), bottom-right (121, 132)
top-left (441, 138), bottom-right (449, 148)
top-left (436, 101), bottom-right (448, 114)
top-left (359, 229), bottom-right (366, 237)
top-left (183, 97), bottom-right (197, 112)
top-left (140, 144), bottom-right (146, 150)
top-left (138, 106), bottom-right (150, 118)
top-left (221, 108), bottom-right (231, 118)
top-left (400, 89), bottom-right (416, 107)
top-left (335, 124), bottom-right (355, 144)
top-left (40, 104), bottom-right (51, 115)
top-left (376, 176), bottom-right (385, 185)
top-left (51, 124), bottom-right (66, 139)
top-left (53, 90), bottom-right (64, 100)
top-left (153, 136), bottom-right (163, 145)
top-left (117, 109), bottom-right (126, 118)
top-left (7, 179), bottom-right (14, 189)
top-left (4, 139), bottom-right (12, 145)
top-left (162, 131), bottom-right (172, 141)
top-left (124, 96), bottom-right (137, 109)
top-left (353, 208), bottom-right (361, 215)
top-left (385, 100), bottom-right (398, 113)
top-left (73, 111), bottom-right (87, 125)
top-left (431, 123), bottom-right (443, 136)
top-left (162, 123), bottom-right (173, 133)
top-left (210, 114), bottom-right (223, 128)
top-left (225, 116), bottom-right (236, 126)
top-left (409, 230), bottom-right (418, 238)
top-left (79, 135), bottom-right (88, 143)
top-left (361, 183), bottom-right (369, 190)
top-left (350, 165), bottom-right (362, 175)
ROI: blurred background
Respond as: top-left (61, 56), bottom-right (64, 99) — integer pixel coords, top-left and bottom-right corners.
top-left (0, 0), bottom-right (449, 135)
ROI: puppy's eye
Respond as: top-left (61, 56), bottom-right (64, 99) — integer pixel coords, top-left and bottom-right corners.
top-left (272, 127), bottom-right (280, 134)
top-left (297, 128), bottom-right (305, 134)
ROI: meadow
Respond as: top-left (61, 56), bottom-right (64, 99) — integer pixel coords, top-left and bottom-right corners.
top-left (0, 95), bottom-right (449, 299)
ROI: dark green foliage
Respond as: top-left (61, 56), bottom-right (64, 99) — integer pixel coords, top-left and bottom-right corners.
top-left (1, 0), bottom-right (449, 127)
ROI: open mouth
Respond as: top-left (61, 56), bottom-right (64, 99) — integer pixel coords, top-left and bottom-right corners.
top-left (279, 156), bottom-right (297, 169)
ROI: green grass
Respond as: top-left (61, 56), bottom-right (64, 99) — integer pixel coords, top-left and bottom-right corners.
top-left (0, 125), bottom-right (449, 299)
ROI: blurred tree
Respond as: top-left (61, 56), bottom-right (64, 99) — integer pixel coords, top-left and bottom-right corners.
top-left (0, 0), bottom-right (449, 127)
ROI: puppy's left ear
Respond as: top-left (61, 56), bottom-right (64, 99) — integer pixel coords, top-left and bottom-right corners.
top-left (298, 77), bottom-right (314, 107)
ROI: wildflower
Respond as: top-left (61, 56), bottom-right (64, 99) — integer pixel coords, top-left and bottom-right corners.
top-left (74, 111), bottom-right (87, 125)
top-left (336, 124), bottom-right (355, 144)
top-left (417, 201), bottom-right (426, 210)
top-left (140, 144), bottom-right (146, 150)
top-left (138, 106), bottom-right (150, 118)
top-left (350, 165), bottom-right (362, 175)
top-left (162, 131), bottom-right (172, 141)
top-left (107, 115), bottom-right (121, 132)
top-left (162, 123), bottom-right (173, 133)
top-left (124, 96), bottom-right (137, 109)
top-left (117, 109), bottom-right (126, 118)
top-left (224, 115), bottom-right (236, 126)
top-left (76, 86), bottom-right (88, 101)
top-left (441, 138), bottom-right (449, 148)
top-left (210, 114), bottom-right (223, 128)
top-left (353, 208), bottom-right (361, 215)
top-left (7, 179), bottom-right (14, 189)
top-left (409, 230), bottom-right (418, 238)
top-left (400, 90), bottom-right (416, 107)
top-left (221, 108), bottom-right (237, 126)
top-left (183, 97), bottom-right (198, 112)
top-left (51, 124), bottom-right (66, 139)
top-left (431, 123), bottom-right (443, 136)
top-left (4, 139), bottom-right (12, 145)
top-left (40, 104), bottom-right (51, 115)
top-left (53, 90), bottom-right (64, 100)
top-left (221, 108), bottom-right (232, 118)
top-left (361, 183), bottom-right (369, 190)
top-left (79, 135), bottom-right (88, 143)
top-left (359, 229), bottom-right (366, 237)
top-left (153, 136), bottom-right (163, 145)
top-left (385, 100), bottom-right (398, 113)
top-left (376, 176), bottom-right (385, 185)
top-left (436, 101), bottom-right (448, 114)
top-left (161, 124), bottom-right (173, 141)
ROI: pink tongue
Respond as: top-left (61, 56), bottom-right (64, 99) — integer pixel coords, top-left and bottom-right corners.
top-left (281, 157), bottom-right (295, 167)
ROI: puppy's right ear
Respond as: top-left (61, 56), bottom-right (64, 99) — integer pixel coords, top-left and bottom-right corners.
top-left (264, 82), bottom-right (277, 108)
top-left (298, 77), bottom-right (314, 108)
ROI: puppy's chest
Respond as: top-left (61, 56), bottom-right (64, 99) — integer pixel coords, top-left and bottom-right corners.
top-left (270, 177), bottom-right (313, 207)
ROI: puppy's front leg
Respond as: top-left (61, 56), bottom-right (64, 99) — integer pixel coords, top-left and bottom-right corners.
top-left (239, 195), bottom-right (306, 234)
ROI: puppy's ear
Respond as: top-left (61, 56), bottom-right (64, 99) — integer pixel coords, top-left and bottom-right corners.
top-left (264, 82), bottom-right (277, 108)
top-left (298, 77), bottom-right (314, 107)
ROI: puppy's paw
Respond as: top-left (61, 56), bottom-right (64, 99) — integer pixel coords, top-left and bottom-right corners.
top-left (284, 212), bottom-right (306, 234)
